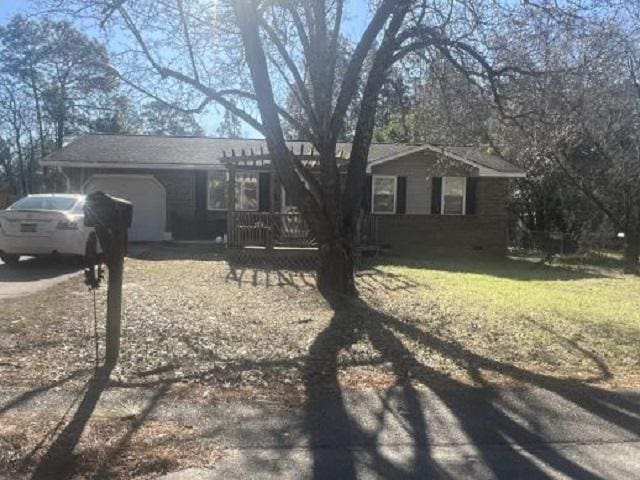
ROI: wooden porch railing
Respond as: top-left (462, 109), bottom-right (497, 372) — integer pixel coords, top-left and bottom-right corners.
top-left (229, 212), bottom-right (379, 249)
top-left (229, 212), bottom-right (316, 248)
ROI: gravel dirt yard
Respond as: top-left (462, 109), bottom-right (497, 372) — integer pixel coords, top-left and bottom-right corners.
top-left (1, 244), bottom-right (639, 478)
top-left (3, 245), bottom-right (638, 394)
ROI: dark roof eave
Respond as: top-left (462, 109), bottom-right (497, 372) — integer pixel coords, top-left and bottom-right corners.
top-left (44, 160), bottom-right (229, 170)
top-left (41, 134), bottom-right (525, 177)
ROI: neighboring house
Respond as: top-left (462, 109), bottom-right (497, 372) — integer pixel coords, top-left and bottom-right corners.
top-left (41, 134), bottom-right (525, 254)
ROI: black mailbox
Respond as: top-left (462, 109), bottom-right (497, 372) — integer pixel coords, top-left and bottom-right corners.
top-left (84, 191), bottom-right (133, 229)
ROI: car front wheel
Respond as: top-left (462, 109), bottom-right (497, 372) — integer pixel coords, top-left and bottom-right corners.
top-left (1, 254), bottom-right (20, 266)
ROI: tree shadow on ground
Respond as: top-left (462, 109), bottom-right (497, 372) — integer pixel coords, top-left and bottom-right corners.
top-left (28, 359), bottom-right (169, 480)
top-left (222, 249), bottom-right (613, 286)
top-left (10, 253), bottom-right (637, 478)
top-left (30, 364), bottom-right (114, 479)
top-left (225, 261), bottom-right (420, 292)
top-left (304, 296), bottom-right (640, 479)
top-left (127, 243), bottom-right (615, 282)
top-left (0, 368), bottom-right (89, 416)
top-left (225, 263), bottom-right (317, 289)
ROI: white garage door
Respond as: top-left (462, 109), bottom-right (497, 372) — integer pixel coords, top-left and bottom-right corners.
top-left (84, 175), bottom-right (167, 242)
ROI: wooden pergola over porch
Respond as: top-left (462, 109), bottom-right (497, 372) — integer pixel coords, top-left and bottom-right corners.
top-left (221, 146), bottom-right (377, 249)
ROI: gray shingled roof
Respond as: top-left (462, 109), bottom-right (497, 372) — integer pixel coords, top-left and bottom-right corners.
top-left (41, 134), bottom-right (523, 174)
top-left (438, 146), bottom-right (524, 174)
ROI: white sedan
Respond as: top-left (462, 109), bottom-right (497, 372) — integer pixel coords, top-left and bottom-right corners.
top-left (0, 194), bottom-right (96, 266)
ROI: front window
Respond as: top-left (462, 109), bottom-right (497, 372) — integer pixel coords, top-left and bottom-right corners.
top-left (442, 177), bottom-right (466, 215)
top-left (207, 171), bottom-right (228, 210)
top-left (372, 175), bottom-right (396, 214)
top-left (207, 171), bottom-right (259, 211)
top-left (236, 173), bottom-right (258, 211)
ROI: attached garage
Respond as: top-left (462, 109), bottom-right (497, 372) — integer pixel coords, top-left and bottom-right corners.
top-left (83, 174), bottom-right (167, 242)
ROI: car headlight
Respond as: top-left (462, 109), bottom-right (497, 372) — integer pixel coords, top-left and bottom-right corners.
top-left (57, 219), bottom-right (79, 230)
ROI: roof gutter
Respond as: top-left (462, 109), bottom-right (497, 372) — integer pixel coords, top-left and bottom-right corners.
top-left (44, 147), bottom-right (527, 178)
top-left (41, 160), bottom-right (228, 171)
top-left (423, 145), bottom-right (526, 178)
top-left (366, 144), bottom-right (526, 177)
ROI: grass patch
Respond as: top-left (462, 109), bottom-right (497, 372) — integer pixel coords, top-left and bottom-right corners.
top-left (371, 253), bottom-right (640, 385)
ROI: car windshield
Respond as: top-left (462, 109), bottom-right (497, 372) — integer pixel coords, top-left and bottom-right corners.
top-left (10, 196), bottom-right (79, 211)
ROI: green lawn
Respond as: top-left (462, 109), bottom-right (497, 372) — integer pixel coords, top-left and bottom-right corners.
top-left (366, 253), bottom-right (640, 386)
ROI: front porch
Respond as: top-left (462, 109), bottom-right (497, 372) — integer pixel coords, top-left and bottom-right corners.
top-left (222, 147), bottom-right (379, 250)
top-left (228, 211), bottom-right (380, 249)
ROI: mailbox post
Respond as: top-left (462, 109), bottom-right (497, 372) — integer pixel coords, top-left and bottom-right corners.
top-left (84, 191), bottom-right (133, 367)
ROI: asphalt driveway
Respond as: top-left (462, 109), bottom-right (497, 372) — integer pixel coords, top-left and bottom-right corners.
top-left (0, 257), bottom-right (81, 299)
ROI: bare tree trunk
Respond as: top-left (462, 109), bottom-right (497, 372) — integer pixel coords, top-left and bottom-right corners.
top-left (231, 0), bottom-right (407, 297)
top-left (55, 85), bottom-right (66, 150)
top-left (7, 89), bottom-right (28, 196)
top-left (29, 67), bottom-right (46, 157)
top-left (14, 131), bottom-right (27, 196)
top-left (0, 157), bottom-right (17, 194)
top-left (317, 237), bottom-right (356, 296)
top-left (56, 117), bottom-right (64, 150)
top-left (624, 230), bottom-right (639, 274)
top-left (27, 131), bottom-right (35, 193)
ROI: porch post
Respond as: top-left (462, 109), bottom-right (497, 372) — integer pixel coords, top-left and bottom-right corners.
top-left (227, 162), bottom-right (236, 247)
top-left (267, 159), bottom-right (276, 250)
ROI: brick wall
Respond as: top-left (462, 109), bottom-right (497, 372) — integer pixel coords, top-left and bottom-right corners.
top-left (476, 177), bottom-right (508, 217)
top-left (62, 160), bottom-right (511, 247)
top-left (374, 177), bottom-right (509, 255)
top-left (375, 214), bottom-right (508, 255)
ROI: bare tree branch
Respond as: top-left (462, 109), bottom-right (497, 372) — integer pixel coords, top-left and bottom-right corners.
top-left (329, 0), bottom-right (399, 141)
top-left (177, 0), bottom-right (200, 83)
top-left (259, 19), bottom-right (319, 132)
top-left (343, 7), bottom-right (410, 224)
top-left (232, 0), bottom-right (326, 222)
top-left (114, 5), bottom-right (265, 133)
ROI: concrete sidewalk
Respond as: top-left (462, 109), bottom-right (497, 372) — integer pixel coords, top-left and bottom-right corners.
top-left (2, 383), bottom-right (639, 479)
top-left (158, 385), bottom-right (640, 479)
top-left (162, 443), bottom-right (640, 480)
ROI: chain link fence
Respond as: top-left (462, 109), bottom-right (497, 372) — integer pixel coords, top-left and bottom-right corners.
top-left (226, 246), bottom-right (384, 273)
top-left (509, 226), bottom-right (626, 256)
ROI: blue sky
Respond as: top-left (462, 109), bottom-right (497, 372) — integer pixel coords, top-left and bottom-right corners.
top-left (0, 1), bottom-right (28, 21)
top-left (0, 0), bottom-right (369, 137)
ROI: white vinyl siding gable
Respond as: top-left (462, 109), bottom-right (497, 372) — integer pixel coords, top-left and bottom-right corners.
top-left (371, 156), bottom-right (431, 214)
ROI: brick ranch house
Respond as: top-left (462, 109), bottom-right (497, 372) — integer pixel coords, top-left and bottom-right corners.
top-left (41, 134), bottom-right (525, 254)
